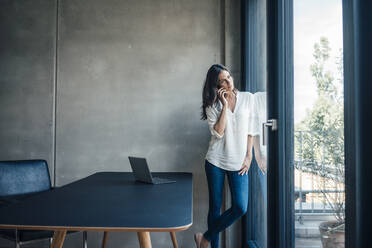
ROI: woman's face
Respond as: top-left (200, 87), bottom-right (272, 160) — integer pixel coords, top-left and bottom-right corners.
top-left (217, 70), bottom-right (234, 92)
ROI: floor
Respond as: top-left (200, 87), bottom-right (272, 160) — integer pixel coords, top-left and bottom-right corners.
top-left (295, 214), bottom-right (337, 248)
top-left (295, 237), bottom-right (322, 248)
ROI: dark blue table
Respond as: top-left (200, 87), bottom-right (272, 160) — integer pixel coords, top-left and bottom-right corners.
top-left (0, 172), bottom-right (193, 248)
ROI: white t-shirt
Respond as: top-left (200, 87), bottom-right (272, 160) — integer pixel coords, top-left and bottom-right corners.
top-left (205, 91), bottom-right (260, 171)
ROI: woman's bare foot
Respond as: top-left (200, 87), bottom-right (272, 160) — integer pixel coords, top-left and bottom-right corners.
top-left (194, 233), bottom-right (202, 248)
top-left (194, 232), bottom-right (209, 248)
top-left (200, 234), bottom-right (210, 248)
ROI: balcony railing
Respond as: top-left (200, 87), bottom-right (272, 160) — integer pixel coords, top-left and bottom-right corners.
top-left (294, 130), bottom-right (345, 224)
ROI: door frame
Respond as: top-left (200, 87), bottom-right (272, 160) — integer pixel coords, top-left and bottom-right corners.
top-left (243, 0), bottom-right (371, 247)
top-left (266, 0), bottom-right (294, 247)
top-left (342, 1), bottom-right (372, 247)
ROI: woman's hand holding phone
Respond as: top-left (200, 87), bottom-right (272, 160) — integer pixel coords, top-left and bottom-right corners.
top-left (217, 88), bottom-right (228, 108)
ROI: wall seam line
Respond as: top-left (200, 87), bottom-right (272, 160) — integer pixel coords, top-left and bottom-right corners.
top-left (53, 0), bottom-right (59, 187)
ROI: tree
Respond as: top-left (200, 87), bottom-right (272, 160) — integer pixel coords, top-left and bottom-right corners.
top-left (295, 37), bottom-right (344, 224)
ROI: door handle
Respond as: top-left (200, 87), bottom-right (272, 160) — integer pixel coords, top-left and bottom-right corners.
top-left (262, 119), bottom-right (278, 146)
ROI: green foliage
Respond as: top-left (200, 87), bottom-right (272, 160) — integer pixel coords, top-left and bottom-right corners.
top-left (296, 37), bottom-right (344, 171)
top-left (295, 37), bottom-right (345, 223)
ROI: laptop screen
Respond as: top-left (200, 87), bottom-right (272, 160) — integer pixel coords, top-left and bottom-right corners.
top-left (128, 157), bottom-right (153, 183)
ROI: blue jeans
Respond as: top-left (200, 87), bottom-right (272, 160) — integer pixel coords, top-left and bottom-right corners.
top-left (203, 160), bottom-right (249, 248)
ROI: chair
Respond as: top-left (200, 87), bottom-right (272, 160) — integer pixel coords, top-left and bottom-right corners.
top-left (0, 160), bottom-right (88, 248)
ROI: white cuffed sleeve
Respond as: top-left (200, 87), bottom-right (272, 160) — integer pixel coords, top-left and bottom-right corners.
top-left (206, 106), bottom-right (224, 139)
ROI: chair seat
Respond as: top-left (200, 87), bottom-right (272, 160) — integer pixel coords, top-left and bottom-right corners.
top-left (0, 229), bottom-right (78, 242)
top-left (0, 229), bottom-right (54, 242)
top-left (0, 160), bottom-right (82, 246)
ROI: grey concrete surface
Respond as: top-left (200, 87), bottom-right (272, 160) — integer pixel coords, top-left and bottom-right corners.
top-left (56, 1), bottom-right (222, 247)
top-left (0, 0), bottom-right (56, 178)
top-left (0, 0), bottom-right (245, 247)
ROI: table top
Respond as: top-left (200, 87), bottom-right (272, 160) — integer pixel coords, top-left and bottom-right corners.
top-left (0, 172), bottom-right (193, 231)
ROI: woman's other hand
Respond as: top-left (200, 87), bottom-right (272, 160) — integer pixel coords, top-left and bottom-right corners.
top-left (238, 153), bottom-right (252, 176)
top-left (217, 88), bottom-right (228, 107)
top-left (258, 158), bottom-right (267, 175)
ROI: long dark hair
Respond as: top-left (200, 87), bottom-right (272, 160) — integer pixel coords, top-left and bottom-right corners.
top-left (201, 64), bottom-right (230, 120)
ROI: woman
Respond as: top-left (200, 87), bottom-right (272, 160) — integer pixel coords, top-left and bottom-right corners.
top-left (194, 64), bottom-right (256, 248)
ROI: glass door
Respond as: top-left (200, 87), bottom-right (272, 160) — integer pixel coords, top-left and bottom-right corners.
top-left (244, 1), bottom-right (344, 247)
top-left (293, 1), bottom-right (344, 247)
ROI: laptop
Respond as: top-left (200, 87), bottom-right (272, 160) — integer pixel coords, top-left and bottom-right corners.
top-left (128, 156), bottom-right (176, 184)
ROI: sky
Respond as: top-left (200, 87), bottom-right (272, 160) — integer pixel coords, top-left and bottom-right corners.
top-left (294, 0), bottom-right (343, 124)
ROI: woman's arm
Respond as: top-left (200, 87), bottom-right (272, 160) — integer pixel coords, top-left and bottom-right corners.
top-left (213, 105), bottom-right (228, 136)
top-left (213, 88), bottom-right (229, 136)
top-left (253, 136), bottom-right (267, 174)
top-left (245, 135), bottom-right (253, 165)
top-left (239, 135), bottom-right (253, 175)
top-left (246, 135), bottom-right (253, 157)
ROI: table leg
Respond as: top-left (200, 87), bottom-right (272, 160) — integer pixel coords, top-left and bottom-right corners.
top-left (51, 231), bottom-right (67, 248)
top-left (83, 231), bottom-right (88, 248)
top-left (170, 232), bottom-right (178, 248)
top-left (101, 231), bottom-right (109, 248)
top-left (137, 232), bottom-right (152, 248)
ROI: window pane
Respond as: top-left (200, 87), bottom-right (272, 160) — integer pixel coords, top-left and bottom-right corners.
top-left (294, 1), bottom-right (344, 247)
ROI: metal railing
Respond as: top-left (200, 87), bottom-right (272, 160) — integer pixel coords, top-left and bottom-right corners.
top-left (294, 130), bottom-right (345, 223)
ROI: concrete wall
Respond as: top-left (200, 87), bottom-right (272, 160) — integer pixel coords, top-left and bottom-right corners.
top-left (0, 0), bottom-right (242, 247)
top-left (0, 0), bottom-right (56, 179)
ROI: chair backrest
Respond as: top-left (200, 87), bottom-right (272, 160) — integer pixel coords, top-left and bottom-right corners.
top-left (0, 160), bottom-right (52, 197)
